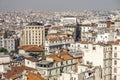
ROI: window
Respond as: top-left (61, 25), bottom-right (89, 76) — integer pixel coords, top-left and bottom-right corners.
top-left (114, 60), bottom-right (117, 65)
top-left (56, 63), bottom-right (58, 66)
top-left (66, 61), bottom-right (68, 64)
top-left (114, 68), bottom-right (117, 73)
top-left (27, 61), bottom-right (29, 64)
top-left (114, 53), bottom-right (117, 58)
top-left (44, 65), bottom-right (46, 67)
top-left (114, 75), bottom-right (116, 80)
top-left (70, 77), bottom-right (76, 80)
top-left (114, 47), bottom-right (117, 50)
top-left (61, 62), bottom-right (63, 65)
top-left (93, 47), bottom-right (96, 50)
top-left (78, 45), bottom-right (80, 47)
top-left (86, 61), bottom-right (89, 64)
top-left (74, 78), bottom-right (76, 80)
top-left (104, 53), bottom-right (106, 58)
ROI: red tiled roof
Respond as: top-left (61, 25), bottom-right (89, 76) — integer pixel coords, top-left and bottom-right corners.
top-left (26, 72), bottom-right (45, 80)
top-left (4, 65), bottom-right (35, 79)
top-left (0, 32), bottom-right (4, 35)
top-left (113, 39), bottom-right (120, 45)
top-left (46, 52), bottom-right (73, 61)
top-left (58, 52), bottom-right (73, 60)
top-left (18, 45), bottom-right (44, 52)
top-left (46, 54), bottom-right (63, 62)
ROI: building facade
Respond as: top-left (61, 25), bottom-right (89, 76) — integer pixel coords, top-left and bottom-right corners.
top-left (20, 22), bottom-right (45, 46)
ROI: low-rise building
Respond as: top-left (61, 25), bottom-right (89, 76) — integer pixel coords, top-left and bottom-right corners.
top-left (0, 55), bottom-right (11, 73)
top-left (18, 45), bottom-right (44, 57)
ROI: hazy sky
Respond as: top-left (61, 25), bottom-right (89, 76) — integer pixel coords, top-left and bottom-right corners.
top-left (0, 0), bottom-right (120, 11)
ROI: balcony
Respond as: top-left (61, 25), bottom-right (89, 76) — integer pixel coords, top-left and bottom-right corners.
top-left (45, 40), bottom-right (73, 46)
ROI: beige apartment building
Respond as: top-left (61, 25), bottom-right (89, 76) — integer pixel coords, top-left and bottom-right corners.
top-left (20, 22), bottom-right (45, 46)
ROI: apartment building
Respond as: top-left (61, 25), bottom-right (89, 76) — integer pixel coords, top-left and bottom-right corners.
top-left (35, 52), bottom-right (82, 80)
top-left (45, 36), bottom-right (74, 54)
top-left (69, 40), bottom-right (120, 80)
top-left (70, 41), bottom-right (112, 68)
top-left (0, 32), bottom-right (16, 52)
top-left (20, 22), bottom-right (45, 46)
top-left (111, 40), bottom-right (120, 80)
top-left (103, 44), bottom-right (112, 80)
top-left (3, 38), bottom-right (15, 52)
top-left (81, 31), bottom-right (97, 42)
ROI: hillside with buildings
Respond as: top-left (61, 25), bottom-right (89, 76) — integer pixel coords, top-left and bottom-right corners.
top-left (0, 10), bottom-right (120, 80)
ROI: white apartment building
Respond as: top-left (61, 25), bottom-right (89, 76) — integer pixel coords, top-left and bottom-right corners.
top-left (81, 32), bottom-right (97, 42)
top-left (20, 22), bottom-right (45, 46)
top-left (45, 36), bottom-right (74, 54)
top-left (0, 32), bottom-right (15, 52)
top-left (70, 41), bottom-right (111, 68)
top-left (95, 33), bottom-right (110, 43)
top-left (96, 29), bottom-right (120, 43)
top-left (70, 40), bottom-right (120, 80)
top-left (36, 52), bottom-right (81, 80)
top-left (111, 40), bottom-right (120, 80)
top-left (25, 57), bottom-right (39, 69)
top-left (103, 44), bottom-right (112, 80)
top-left (4, 38), bottom-right (15, 52)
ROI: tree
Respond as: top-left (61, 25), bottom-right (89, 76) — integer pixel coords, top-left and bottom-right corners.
top-left (0, 47), bottom-right (8, 53)
top-left (10, 50), bottom-right (15, 53)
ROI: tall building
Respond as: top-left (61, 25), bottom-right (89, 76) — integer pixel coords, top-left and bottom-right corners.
top-left (20, 22), bottom-right (45, 46)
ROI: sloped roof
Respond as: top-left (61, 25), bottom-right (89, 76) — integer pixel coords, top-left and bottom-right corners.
top-left (58, 52), bottom-right (73, 60)
top-left (4, 65), bottom-right (35, 79)
top-left (113, 39), bottom-right (120, 45)
top-left (18, 45), bottom-right (44, 52)
top-left (46, 52), bottom-right (73, 61)
top-left (0, 32), bottom-right (4, 35)
top-left (27, 72), bottom-right (45, 80)
top-left (46, 54), bottom-right (63, 62)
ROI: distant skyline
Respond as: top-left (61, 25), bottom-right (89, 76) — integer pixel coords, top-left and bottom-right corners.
top-left (0, 0), bottom-right (120, 11)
